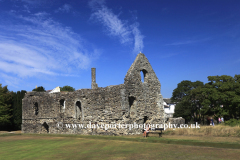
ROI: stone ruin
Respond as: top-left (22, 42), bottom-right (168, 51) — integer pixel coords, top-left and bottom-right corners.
top-left (22, 53), bottom-right (181, 135)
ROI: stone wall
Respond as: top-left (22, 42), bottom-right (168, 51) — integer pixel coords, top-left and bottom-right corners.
top-left (22, 53), bottom-right (165, 135)
top-left (167, 117), bottom-right (185, 127)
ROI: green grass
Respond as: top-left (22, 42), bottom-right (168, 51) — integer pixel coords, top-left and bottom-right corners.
top-left (1, 134), bottom-right (240, 160)
top-left (14, 133), bottom-right (240, 149)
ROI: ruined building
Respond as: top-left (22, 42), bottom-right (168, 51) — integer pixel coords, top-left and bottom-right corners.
top-left (22, 53), bottom-right (166, 135)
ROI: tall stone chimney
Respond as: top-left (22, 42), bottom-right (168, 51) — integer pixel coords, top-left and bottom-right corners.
top-left (91, 68), bottom-right (98, 89)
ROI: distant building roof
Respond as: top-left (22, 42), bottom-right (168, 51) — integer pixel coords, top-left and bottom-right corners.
top-left (164, 105), bottom-right (169, 108)
top-left (49, 86), bottom-right (60, 94)
top-left (163, 98), bottom-right (171, 104)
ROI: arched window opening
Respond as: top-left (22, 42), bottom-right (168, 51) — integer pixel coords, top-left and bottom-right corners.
top-left (34, 102), bottom-right (38, 115)
top-left (140, 71), bottom-right (144, 82)
top-left (129, 96), bottom-right (136, 118)
top-left (143, 116), bottom-right (148, 124)
top-left (129, 96), bottom-right (135, 109)
top-left (140, 69), bottom-right (148, 83)
top-left (60, 99), bottom-right (65, 112)
top-left (76, 101), bottom-right (82, 120)
top-left (42, 122), bottom-right (49, 133)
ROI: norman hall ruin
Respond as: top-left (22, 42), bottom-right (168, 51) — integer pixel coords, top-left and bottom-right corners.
top-left (22, 53), bottom-right (183, 135)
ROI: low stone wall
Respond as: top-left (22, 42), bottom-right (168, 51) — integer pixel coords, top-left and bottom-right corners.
top-left (167, 117), bottom-right (185, 127)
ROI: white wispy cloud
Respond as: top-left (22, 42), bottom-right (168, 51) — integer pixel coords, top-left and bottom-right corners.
top-left (34, 12), bottom-right (49, 17)
top-left (89, 0), bottom-right (144, 54)
top-left (0, 12), bottom-right (99, 84)
top-left (131, 23), bottom-right (144, 53)
top-left (23, 5), bottom-right (31, 13)
top-left (0, 73), bottom-right (22, 88)
top-left (159, 53), bottom-right (179, 59)
top-left (55, 4), bottom-right (72, 13)
top-left (165, 40), bottom-right (197, 46)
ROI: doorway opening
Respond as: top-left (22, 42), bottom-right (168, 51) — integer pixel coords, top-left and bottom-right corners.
top-left (60, 99), bottom-right (65, 112)
top-left (143, 116), bottom-right (148, 124)
top-left (42, 122), bottom-right (49, 133)
top-left (34, 102), bottom-right (38, 115)
top-left (76, 101), bottom-right (82, 120)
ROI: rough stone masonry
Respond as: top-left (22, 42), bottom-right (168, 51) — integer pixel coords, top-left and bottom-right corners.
top-left (22, 53), bottom-right (167, 135)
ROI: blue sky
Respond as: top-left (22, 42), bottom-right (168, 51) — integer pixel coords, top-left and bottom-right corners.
top-left (0, 0), bottom-right (240, 98)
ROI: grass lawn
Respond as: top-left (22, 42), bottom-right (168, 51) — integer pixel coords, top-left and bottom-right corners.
top-left (1, 133), bottom-right (240, 160)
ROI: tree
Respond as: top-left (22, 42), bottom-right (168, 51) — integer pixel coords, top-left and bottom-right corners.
top-left (174, 101), bottom-right (192, 123)
top-left (171, 80), bottom-right (193, 103)
top-left (204, 75), bottom-right (240, 119)
top-left (12, 90), bottom-right (27, 130)
top-left (171, 80), bottom-right (204, 123)
top-left (32, 86), bottom-right (46, 92)
top-left (172, 75), bottom-right (240, 124)
top-left (233, 75), bottom-right (240, 118)
top-left (60, 85), bottom-right (75, 92)
top-left (171, 80), bottom-right (204, 102)
top-left (0, 84), bottom-right (12, 130)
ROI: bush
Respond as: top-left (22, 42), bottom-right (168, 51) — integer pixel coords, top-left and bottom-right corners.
top-left (32, 86), bottom-right (46, 92)
top-left (224, 119), bottom-right (240, 127)
top-left (60, 86), bottom-right (75, 92)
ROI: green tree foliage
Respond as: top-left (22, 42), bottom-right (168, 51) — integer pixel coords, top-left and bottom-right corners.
top-left (174, 101), bottom-right (192, 122)
top-left (234, 75), bottom-right (240, 117)
top-left (32, 86), bottom-right (46, 92)
top-left (204, 75), bottom-right (240, 119)
top-left (171, 80), bottom-right (193, 102)
top-left (60, 85), bottom-right (75, 92)
top-left (171, 80), bottom-right (204, 123)
top-left (12, 90), bottom-right (27, 130)
top-left (0, 84), bottom-right (12, 130)
top-left (172, 75), bottom-right (240, 124)
top-left (171, 80), bottom-right (204, 102)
